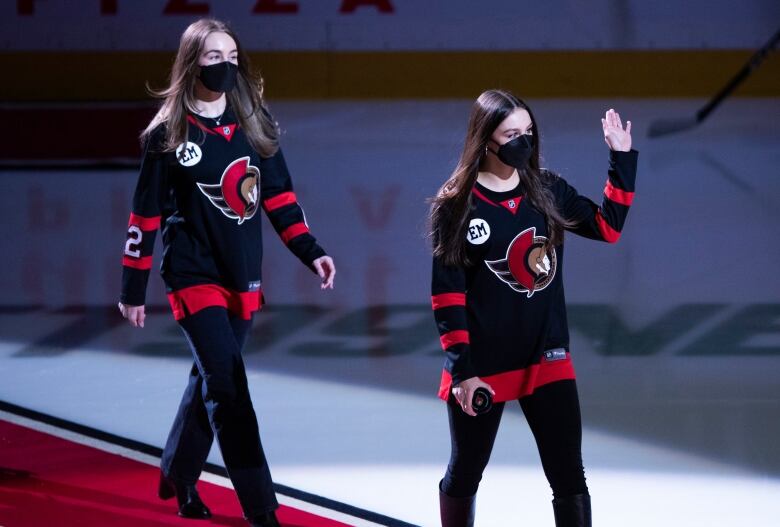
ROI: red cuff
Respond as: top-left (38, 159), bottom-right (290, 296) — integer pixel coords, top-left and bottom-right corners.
top-left (603, 181), bottom-right (634, 206)
top-left (440, 330), bottom-right (469, 350)
top-left (122, 255), bottom-right (153, 270)
top-left (280, 222), bottom-right (309, 244)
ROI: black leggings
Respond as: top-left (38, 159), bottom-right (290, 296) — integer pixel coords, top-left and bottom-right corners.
top-left (442, 379), bottom-right (587, 499)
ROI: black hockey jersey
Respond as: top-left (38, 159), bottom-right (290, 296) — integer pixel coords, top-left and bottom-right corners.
top-left (432, 150), bottom-right (638, 402)
top-left (120, 105), bottom-right (326, 320)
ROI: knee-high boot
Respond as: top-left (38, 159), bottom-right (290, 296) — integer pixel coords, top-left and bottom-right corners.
top-left (552, 493), bottom-right (591, 527)
top-left (439, 482), bottom-right (475, 527)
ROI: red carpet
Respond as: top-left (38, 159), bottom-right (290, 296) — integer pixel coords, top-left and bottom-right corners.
top-left (0, 418), bottom-right (352, 527)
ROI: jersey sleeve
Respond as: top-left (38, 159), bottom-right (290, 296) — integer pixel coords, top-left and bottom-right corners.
top-left (432, 256), bottom-right (477, 385)
top-left (554, 149), bottom-right (638, 243)
top-left (259, 147), bottom-right (327, 271)
top-left (120, 129), bottom-right (168, 306)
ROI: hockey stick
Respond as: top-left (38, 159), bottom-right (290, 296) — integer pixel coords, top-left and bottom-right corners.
top-left (647, 27), bottom-right (780, 138)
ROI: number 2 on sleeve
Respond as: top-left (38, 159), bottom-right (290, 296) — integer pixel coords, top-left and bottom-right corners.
top-left (124, 226), bottom-right (143, 258)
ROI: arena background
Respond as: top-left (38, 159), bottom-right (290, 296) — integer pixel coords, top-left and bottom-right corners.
top-left (1, 1), bottom-right (779, 526)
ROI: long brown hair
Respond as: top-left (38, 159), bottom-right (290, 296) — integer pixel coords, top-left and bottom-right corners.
top-left (141, 18), bottom-right (278, 157)
top-left (429, 89), bottom-right (572, 267)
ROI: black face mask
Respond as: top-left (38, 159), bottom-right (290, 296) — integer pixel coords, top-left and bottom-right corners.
top-left (199, 61), bottom-right (239, 93)
top-left (490, 134), bottom-right (535, 169)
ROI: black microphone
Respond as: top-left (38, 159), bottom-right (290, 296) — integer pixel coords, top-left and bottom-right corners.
top-left (472, 387), bottom-right (493, 414)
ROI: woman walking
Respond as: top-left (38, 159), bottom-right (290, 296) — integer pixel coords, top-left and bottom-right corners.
top-left (118, 19), bottom-right (335, 527)
top-left (429, 89), bottom-right (636, 526)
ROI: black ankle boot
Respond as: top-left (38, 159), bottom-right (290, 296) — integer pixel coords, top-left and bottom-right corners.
top-left (247, 510), bottom-right (281, 527)
top-left (158, 471), bottom-right (212, 519)
top-left (552, 493), bottom-right (591, 527)
top-left (439, 487), bottom-right (475, 527)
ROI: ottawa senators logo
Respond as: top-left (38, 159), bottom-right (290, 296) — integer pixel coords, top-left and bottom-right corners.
top-left (485, 227), bottom-right (557, 297)
top-left (197, 156), bottom-right (260, 224)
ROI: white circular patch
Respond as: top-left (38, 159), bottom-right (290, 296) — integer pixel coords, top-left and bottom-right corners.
top-left (176, 142), bottom-right (202, 167)
top-left (466, 218), bottom-right (491, 245)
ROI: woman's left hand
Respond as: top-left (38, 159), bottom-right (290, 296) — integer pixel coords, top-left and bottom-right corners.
top-left (601, 108), bottom-right (632, 152)
top-left (313, 256), bottom-right (336, 289)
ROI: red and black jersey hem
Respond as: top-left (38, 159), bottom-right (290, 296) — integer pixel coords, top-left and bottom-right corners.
top-left (167, 283), bottom-right (264, 321)
top-left (438, 351), bottom-right (576, 402)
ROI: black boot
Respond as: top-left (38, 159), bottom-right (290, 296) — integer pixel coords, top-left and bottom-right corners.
top-left (158, 471), bottom-right (212, 519)
top-left (552, 493), bottom-right (591, 527)
top-left (439, 487), bottom-right (475, 527)
top-left (247, 510), bottom-right (281, 527)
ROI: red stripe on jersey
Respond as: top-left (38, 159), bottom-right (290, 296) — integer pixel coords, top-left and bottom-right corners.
top-left (122, 255), bottom-right (153, 270)
top-left (128, 213), bottom-right (160, 231)
top-left (167, 284), bottom-right (263, 321)
top-left (472, 187), bottom-right (500, 207)
top-left (437, 352), bottom-right (576, 402)
top-left (595, 211), bottom-right (621, 243)
top-left (499, 196), bottom-right (523, 215)
top-left (280, 222), bottom-right (309, 244)
top-left (440, 330), bottom-right (469, 350)
top-left (603, 181), bottom-right (634, 206)
top-left (438, 370), bottom-right (452, 400)
top-left (186, 115), bottom-right (218, 135)
top-left (212, 123), bottom-right (237, 141)
top-left (431, 293), bottom-right (466, 310)
top-left (263, 191), bottom-right (297, 212)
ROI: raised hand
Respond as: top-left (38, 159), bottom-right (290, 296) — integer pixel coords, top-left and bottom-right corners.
top-left (601, 108), bottom-right (632, 152)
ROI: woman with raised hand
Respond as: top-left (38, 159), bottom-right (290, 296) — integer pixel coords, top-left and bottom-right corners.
top-left (429, 89), bottom-right (636, 527)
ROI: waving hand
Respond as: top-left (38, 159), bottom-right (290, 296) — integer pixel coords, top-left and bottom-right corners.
top-left (601, 108), bottom-right (632, 152)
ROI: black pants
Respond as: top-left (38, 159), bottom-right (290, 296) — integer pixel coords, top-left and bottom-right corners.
top-left (442, 379), bottom-right (588, 499)
top-left (160, 306), bottom-right (278, 516)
